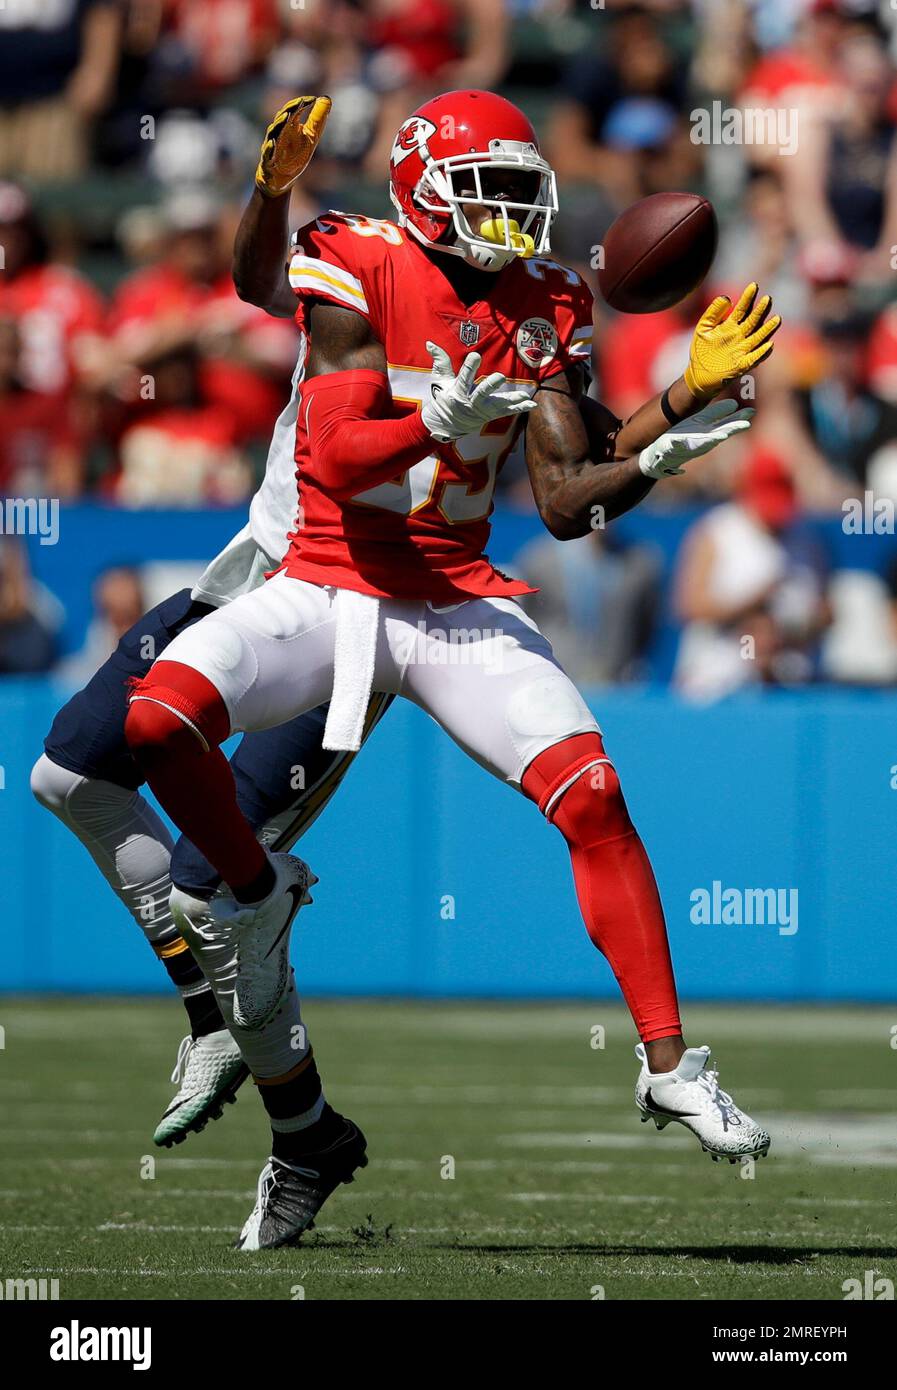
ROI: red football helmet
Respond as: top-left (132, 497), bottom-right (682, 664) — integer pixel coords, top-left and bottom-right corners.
top-left (388, 90), bottom-right (558, 272)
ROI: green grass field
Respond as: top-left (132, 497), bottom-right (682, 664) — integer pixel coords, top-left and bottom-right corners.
top-left (0, 998), bottom-right (895, 1301)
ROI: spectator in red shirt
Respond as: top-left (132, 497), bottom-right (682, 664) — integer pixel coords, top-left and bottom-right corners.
top-left (0, 183), bottom-right (105, 399)
top-left (114, 343), bottom-right (250, 506)
top-left (739, 0), bottom-right (848, 120)
top-left (103, 190), bottom-right (296, 445)
top-left (152, 0), bottom-right (280, 93)
top-left (867, 301), bottom-right (897, 405)
top-left (0, 318), bottom-right (84, 498)
top-left (355, 0), bottom-right (510, 177)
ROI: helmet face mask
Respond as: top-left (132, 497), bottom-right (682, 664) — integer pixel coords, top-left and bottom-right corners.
top-left (389, 92), bottom-right (559, 272)
top-left (418, 150), bottom-right (557, 269)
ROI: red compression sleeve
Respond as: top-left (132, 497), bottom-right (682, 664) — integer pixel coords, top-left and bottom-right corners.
top-left (300, 369), bottom-right (435, 499)
top-left (523, 733), bottom-right (681, 1044)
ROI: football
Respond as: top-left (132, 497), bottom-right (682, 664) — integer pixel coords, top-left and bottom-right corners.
top-left (598, 191), bottom-right (718, 314)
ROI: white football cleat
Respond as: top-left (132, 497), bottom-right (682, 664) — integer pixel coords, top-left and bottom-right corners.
top-left (635, 1044), bottom-right (771, 1162)
top-left (153, 1029), bottom-right (248, 1148)
top-left (212, 852), bottom-right (317, 1029)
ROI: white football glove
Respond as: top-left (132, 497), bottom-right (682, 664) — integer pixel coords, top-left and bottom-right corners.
top-left (638, 399), bottom-right (754, 479)
top-left (421, 342), bottom-right (536, 443)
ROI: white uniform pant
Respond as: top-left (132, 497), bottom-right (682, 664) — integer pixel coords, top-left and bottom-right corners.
top-left (160, 572), bottom-right (600, 785)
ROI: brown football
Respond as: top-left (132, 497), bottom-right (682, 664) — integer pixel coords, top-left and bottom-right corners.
top-left (598, 192), bottom-right (718, 314)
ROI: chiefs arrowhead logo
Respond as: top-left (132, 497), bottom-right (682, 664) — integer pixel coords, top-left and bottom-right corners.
top-left (516, 316), bottom-right (558, 369)
top-left (391, 116), bottom-right (437, 165)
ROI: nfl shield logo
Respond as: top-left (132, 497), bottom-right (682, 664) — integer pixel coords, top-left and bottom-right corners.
top-left (459, 320), bottom-right (480, 346)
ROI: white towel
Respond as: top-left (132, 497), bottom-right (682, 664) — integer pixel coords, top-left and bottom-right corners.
top-left (323, 588), bottom-right (380, 751)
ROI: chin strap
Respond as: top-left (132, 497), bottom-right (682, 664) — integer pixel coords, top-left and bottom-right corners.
top-left (427, 236), bottom-right (517, 273)
top-left (401, 205), bottom-right (536, 271)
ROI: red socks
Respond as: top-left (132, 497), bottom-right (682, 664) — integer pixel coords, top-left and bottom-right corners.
top-left (523, 733), bottom-right (681, 1044)
top-left (125, 661), bottom-right (268, 894)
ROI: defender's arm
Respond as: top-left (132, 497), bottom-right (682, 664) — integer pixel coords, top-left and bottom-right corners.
top-left (613, 374), bottom-right (715, 458)
top-left (526, 370), bottom-right (655, 540)
top-left (526, 279), bottom-right (781, 540)
top-left (614, 283), bottom-right (781, 457)
top-left (527, 371), bottom-right (753, 540)
top-left (233, 95), bottom-right (332, 317)
top-left (233, 188), bottom-right (296, 317)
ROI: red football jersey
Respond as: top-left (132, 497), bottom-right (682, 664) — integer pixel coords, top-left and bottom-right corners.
top-left (280, 212), bottom-right (593, 603)
top-left (0, 265), bottom-right (105, 396)
top-left (110, 265), bottom-right (293, 442)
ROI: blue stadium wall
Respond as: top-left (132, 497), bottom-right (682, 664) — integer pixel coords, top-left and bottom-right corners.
top-left (2, 680), bottom-right (895, 1001)
top-left (3, 503), bottom-right (896, 1000)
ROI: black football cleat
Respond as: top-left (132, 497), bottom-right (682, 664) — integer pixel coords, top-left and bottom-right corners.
top-left (235, 1115), bottom-right (368, 1250)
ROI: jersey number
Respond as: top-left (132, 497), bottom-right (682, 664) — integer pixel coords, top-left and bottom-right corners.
top-left (351, 382), bottom-right (521, 525)
top-left (316, 218), bottom-right (521, 524)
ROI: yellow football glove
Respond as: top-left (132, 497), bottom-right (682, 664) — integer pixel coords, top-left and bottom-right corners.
top-left (255, 95), bottom-right (332, 198)
top-left (684, 283), bottom-right (782, 397)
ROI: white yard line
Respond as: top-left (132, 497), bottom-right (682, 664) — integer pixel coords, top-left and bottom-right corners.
top-left (335, 1085), bottom-right (627, 1102)
top-left (0, 1129), bottom-right (147, 1143)
top-left (498, 1113), bottom-right (897, 1166)
top-left (499, 1132), bottom-right (667, 1149)
top-left (17, 1265), bottom-right (325, 1278)
top-left (816, 1090), bottom-right (897, 1106)
top-left (16, 1262), bottom-right (857, 1282)
top-left (505, 1191), bottom-right (897, 1207)
top-left (87, 1221), bottom-right (538, 1236)
top-left (397, 1007), bottom-right (896, 1044)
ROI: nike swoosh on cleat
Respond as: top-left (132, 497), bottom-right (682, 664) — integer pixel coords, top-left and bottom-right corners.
top-left (644, 1087), bottom-right (702, 1118)
top-left (263, 884), bottom-right (306, 960)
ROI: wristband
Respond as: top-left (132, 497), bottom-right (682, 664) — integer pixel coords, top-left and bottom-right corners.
top-left (660, 388), bottom-right (685, 426)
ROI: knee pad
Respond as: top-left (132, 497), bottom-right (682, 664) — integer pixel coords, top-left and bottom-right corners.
top-left (504, 672), bottom-right (598, 776)
top-left (31, 752), bottom-right (130, 822)
top-left (523, 732), bottom-right (633, 848)
top-left (125, 659), bottom-right (230, 762)
top-left (30, 752), bottom-right (82, 813)
top-left (30, 755), bottom-right (174, 873)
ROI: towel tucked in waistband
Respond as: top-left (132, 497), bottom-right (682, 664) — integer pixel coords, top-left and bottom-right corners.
top-left (323, 588), bottom-right (380, 752)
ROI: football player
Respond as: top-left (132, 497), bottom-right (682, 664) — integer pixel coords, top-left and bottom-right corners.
top-left (123, 90), bottom-right (781, 1249)
top-left (28, 99), bottom-right (394, 1150)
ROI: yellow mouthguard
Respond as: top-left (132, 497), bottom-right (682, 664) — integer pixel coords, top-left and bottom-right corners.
top-left (479, 217), bottom-right (535, 259)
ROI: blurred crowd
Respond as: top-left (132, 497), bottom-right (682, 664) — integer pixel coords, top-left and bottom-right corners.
top-left (3, 0), bottom-right (897, 697)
